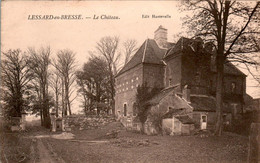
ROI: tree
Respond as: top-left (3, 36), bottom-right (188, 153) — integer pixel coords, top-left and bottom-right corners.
top-left (135, 83), bottom-right (162, 133)
top-left (95, 36), bottom-right (121, 115)
top-left (27, 47), bottom-right (52, 127)
top-left (49, 70), bottom-right (62, 117)
top-left (53, 49), bottom-right (77, 116)
top-left (76, 56), bottom-right (110, 115)
top-left (123, 39), bottom-right (138, 65)
top-left (181, 0), bottom-right (260, 135)
top-left (1, 49), bottom-right (33, 117)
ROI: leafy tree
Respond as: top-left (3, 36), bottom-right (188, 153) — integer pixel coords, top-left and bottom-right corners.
top-left (181, 0), bottom-right (260, 135)
top-left (1, 49), bottom-right (34, 117)
top-left (76, 56), bottom-right (110, 115)
top-left (135, 83), bottom-right (162, 132)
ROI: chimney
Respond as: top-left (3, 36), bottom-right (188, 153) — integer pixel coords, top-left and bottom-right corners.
top-left (154, 25), bottom-right (168, 48)
top-left (183, 85), bottom-right (191, 103)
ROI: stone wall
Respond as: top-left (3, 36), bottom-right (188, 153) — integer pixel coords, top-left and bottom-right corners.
top-left (192, 111), bottom-right (232, 130)
top-left (143, 63), bottom-right (165, 88)
top-left (115, 64), bottom-right (143, 118)
top-left (164, 54), bottom-right (182, 90)
top-left (181, 52), bottom-right (211, 95)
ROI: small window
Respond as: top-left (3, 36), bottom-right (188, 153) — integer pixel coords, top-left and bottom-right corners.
top-left (126, 87), bottom-right (128, 90)
top-left (231, 82), bottom-right (236, 93)
top-left (169, 78), bottom-right (172, 86)
top-left (131, 79), bottom-right (134, 82)
top-left (126, 81), bottom-right (128, 84)
top-left (123, 104), bottom-right (127, 116)
top-left (136, 77), bottom-right (139, 80)
top-left (202, 115), bottom-right (207, 122)
top-left (131, 85), bottom-right (134, 89)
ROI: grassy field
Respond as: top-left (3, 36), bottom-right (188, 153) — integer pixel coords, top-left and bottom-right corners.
top-left (45, 122), bottom-right (249, 163)
top-left (0, 120), bottom-right (249, 163)
top-left (0, 131), bottom-right (38, 163)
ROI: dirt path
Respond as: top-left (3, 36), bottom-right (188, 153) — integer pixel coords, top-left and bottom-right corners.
top-left (36, 138), bottom-right (57, 163)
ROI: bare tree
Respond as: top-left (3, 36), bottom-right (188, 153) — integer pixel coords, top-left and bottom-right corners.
top-left (123, 39), bottom-right (138, 65)
top-left (1, 49), bottom-right (34, 117)
top-left (49, 70), bottom-right (62, 117)
top-left (96, 36), bottom-right (121, 115)
top-left (27, 46), bottom-right (52, 127)
top-left (181, 0), bottom-right (260, 135)
top-left (53, 49), bottom-right (77, 116)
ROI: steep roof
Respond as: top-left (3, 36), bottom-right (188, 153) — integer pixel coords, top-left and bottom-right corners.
top-left (211, 60), bottom-right (246, 76)
top-left (164, 37), bottom-right (192, 59)
top-left (175, 115), bottom-right (194, 124)
top-left (164, 37), bottom-right (246, 77)
top-left (190, 95), bottom-right (231, 113)
top-left (146, 86), bottom-right (178, 105)
top-left (146, 86), bottom-right (193, 112)
top-left (116, 39), bottom-right (166, 77)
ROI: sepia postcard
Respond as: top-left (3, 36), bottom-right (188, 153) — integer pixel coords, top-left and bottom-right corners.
top-left (1, 0), bottom-right (259, 162)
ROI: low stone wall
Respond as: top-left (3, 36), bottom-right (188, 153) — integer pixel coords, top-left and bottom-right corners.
top-left (51, 115), bottom-right (116, 132)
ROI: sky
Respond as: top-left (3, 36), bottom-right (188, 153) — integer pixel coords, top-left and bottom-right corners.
top-left (1, 1), bottom-right (259, 114)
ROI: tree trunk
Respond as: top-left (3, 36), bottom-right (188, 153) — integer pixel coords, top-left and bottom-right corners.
top-left (215, 56), bottom-right (224, 136)
top-left (248, 123), bottom-right (260, 163)
top-left (40, 109), bottom-right (43, 126)
top-left (55, 89), bottom-right (59, 117)
top-left (62, 78), bottom-right (65, 117)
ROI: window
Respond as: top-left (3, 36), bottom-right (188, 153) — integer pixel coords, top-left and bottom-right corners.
top-left (131, 79), bottom-right (134, 82)
top-left (126, 81), bottom-right (128, 84)
top-left (123, 103), bottom-right (127, 116)
top-left (169, 78), bottom-right (172, 86)
top-left (136, 77), bottom-right (139, 80)
top-left (131, 85), bottom-right (134, 89)
top-left (195, 71), bottom-right (201, 84)
top-left (202, 115), bottom-right (207, 122)
top-left (231, 82), bottom-right (236, 93)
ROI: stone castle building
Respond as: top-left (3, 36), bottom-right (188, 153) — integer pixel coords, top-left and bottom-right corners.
top-left (115, 26), bottom-right (246, 131)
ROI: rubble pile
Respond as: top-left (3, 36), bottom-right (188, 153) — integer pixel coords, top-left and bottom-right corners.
top-left (194, 129), bottom-right (213, 138)
top-left (64, 115), bottom-right (116, 131)
top-left (110, 138), bottom-right (159, 147)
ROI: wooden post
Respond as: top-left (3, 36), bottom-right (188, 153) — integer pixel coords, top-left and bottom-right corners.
top-left (248, 123), bottom-right (260, 163)
top-left (20, 111), bottom-right (27, 131)
top-left (50, 109), bottom-right (56, 132)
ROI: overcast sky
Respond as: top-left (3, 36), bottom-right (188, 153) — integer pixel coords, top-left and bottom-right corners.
top-left (1, 1), bottom-right (259, 113)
